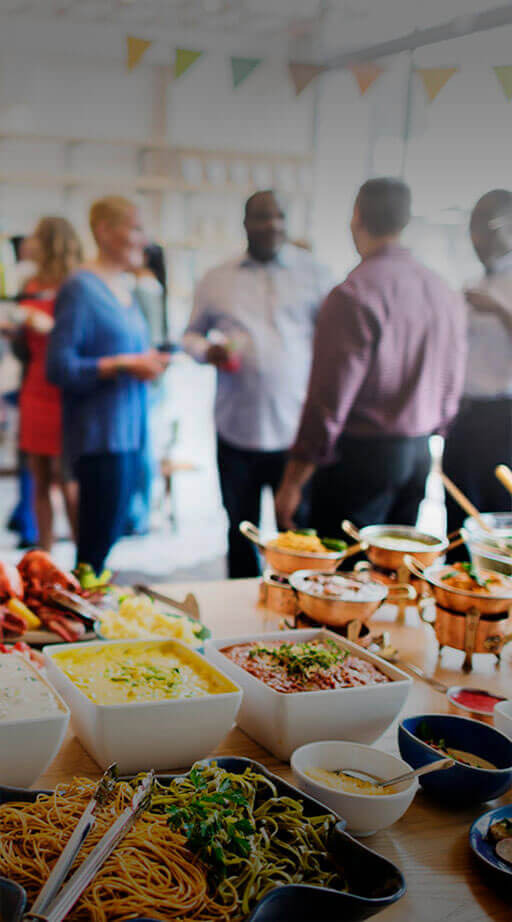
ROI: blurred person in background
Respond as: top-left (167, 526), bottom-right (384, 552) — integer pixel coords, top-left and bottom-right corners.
top-left (444, 189), bottom-right (512, 529)
top-left (17, 217), bottom-right (83, 550)
top-left (47, 196), bottom-right (170, 574)
top-left (126, 242), bottom-right (169, 536)
top-left (183, 190), bottom-right (333, 578)
top-left (2, 234), bottom-right (38, 546)
top-left (276, 178), bottom-right (467, 534)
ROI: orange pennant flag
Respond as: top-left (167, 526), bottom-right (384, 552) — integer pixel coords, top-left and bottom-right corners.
top-left (126, 35), bottom-right (152, 71)
top-left (349, 62), bottom-right (384, 96)
top-left (288, 61), bottom-right (325, 96)
top-left (417, 67), bottom-right (457, 103)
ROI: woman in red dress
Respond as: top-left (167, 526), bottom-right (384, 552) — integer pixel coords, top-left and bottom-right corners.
top-left (19, 217), bottom-right (82, 550)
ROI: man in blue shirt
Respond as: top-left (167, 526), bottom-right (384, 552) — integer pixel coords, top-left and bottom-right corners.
top-left (183, 190), bottom-right (333, 577)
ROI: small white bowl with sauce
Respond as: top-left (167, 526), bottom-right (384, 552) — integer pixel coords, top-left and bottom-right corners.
top-left (291, 740), bottom-right (417, 837)
top-left (494, 699), bottom-right (512, 740)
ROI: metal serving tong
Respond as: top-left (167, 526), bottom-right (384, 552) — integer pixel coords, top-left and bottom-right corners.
top-left (24, 771), bottom-right (153, 922)
top-left (29, 765), bottom-right (118, 917)
top-left (45, 586), bottom-right (103, 624)
top-left (133, 583), bottom-right (201, 623)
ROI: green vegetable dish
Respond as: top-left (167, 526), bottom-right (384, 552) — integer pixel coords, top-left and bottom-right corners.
top-left (139, 761), bottom-right (346, 918)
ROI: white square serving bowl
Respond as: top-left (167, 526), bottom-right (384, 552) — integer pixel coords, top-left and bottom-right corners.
top-left (0, 654), bottom-right (70, 787)
top-left (44, 639), bottom-right (242, 773)
top-left (205, 629), bottom-right (412, 761)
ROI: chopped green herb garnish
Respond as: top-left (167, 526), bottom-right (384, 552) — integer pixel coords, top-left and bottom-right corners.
top-left (248, 638), bottom-right (348, 682)
top-left (461, 562), bottom-right (491, 587)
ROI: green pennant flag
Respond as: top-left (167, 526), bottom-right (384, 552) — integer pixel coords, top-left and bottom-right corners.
top-left (494, 66), bottom-right (512, 101)
top-left (230, 57), bottom-right (262, 88)
top-left (175, 49), bottom-right (203, 79)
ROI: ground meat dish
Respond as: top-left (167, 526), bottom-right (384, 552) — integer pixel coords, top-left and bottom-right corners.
top-left (221, 639), bottom-right (391, 693)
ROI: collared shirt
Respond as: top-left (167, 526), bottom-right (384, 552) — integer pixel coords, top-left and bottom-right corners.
top-left (183, 244), bottom-right (333, 451)
top-left (47, 270), bottom-right (149, 464)
top-left (463, 254), bottom-right (512, 398)
top-left (291, 244), bottom-right (467, 466)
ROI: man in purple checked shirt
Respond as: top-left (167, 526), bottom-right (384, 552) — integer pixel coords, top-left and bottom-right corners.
top-left (275, 178), bottom-right (467, 536)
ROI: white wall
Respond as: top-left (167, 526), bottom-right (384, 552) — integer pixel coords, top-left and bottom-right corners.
top-left (3, 13), bottom-right (512, 293)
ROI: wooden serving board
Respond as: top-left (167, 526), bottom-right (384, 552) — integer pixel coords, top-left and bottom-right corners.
top-left (6, 628), bottom-right (96, 647)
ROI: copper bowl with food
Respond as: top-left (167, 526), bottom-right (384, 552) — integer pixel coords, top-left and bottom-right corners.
top-left (342, 521), bottom-right (450, 571)
top-left (240, 522), bottom-right (357, 576)
top-left (405, 558), bottom-right (512, 616)
top-left (288, 570), bottom-right (415, 628)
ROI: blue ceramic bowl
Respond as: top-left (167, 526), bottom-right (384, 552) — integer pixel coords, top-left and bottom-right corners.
top-left (398, 714), bottom-right (512, 804)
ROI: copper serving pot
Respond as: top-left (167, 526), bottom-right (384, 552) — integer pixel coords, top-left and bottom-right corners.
top-left (239, 521), bottom-right (364, 576)
top-left (405, 556), bottom-right (512, 616)
top-left (430, 604), bottom-right (512, 658)
top-left (287, 569), bottom-right (416, 628)
top-left (258, 570), bottom-right (298, 615)
top-left (342, 520), bottom-right (451, 571)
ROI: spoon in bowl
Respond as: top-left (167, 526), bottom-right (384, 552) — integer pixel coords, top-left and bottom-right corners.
top-left (340, 757), bottom-right (454, 789)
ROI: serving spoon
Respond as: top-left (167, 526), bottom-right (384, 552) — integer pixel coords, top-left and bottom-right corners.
top-left (442, 472), bottom-right (512, 558)
top-left (340, 757), bottom-right (454, 789)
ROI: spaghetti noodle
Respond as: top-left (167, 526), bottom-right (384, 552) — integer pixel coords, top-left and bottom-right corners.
top-left (0, 777), bottom-right (234, 922)
top-left (150, 762), bottom-right (346, 917)
top-left (0, 766), bottom-right (346, 921)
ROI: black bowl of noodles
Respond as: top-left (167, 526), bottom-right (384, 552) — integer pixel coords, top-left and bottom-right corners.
top-left (0, 757), bottom-right (405, 922)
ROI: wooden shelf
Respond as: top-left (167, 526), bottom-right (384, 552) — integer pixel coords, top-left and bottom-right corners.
top-left (0, 170), bottom-right (256, 195)
top-left (0, 131), bottom-right (312, 166)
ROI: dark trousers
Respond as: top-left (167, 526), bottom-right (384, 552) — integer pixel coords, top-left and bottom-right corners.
top-left (310, 434), bottom-right (432, 537)
top-left (76, 452), bottom-right (139, 574)
top-left (443, 397), bottom-right (512, 534)
top-left (217, 436), bottom-right (308, 579)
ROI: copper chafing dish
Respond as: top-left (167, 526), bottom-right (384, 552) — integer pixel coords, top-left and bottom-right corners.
top-left (430, 603), bottom-right (512, 662)
top-left (258, 570), bottom-right (298, 615)
top-left (342, 521), bottom-right (453, 571)
top-left (287, 569), bottom-right (415, 628)
top-left (240, 521), bottom-right (364, 576)
top-left (405, 557), bottom-right (512, 616)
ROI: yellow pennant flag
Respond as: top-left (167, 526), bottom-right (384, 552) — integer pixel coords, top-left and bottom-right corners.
top-left (126, 35), bottom-right (152, 71)
top-left (349, 62), bottom-right (384, 96)
top-left (417, 67), bottom-right (457, 103)
top-left (494, 66), bottom-right (512, 101)
top-left (175, 49), bottom-right (203, 79)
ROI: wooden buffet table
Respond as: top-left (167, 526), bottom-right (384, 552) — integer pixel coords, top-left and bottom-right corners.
top-left (38, 579), bottom-right (512, 922)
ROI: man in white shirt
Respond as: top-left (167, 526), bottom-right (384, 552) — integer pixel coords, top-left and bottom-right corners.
top-left (444, 188), bottom-right (512, 529)
top-left (183, 190), bottom-right (333, 577)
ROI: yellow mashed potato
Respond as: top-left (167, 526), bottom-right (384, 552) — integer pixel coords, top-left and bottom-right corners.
top-left (52, 641), bottom-right (234, 705)
top-left (99, 595), bottom-right (201, 645)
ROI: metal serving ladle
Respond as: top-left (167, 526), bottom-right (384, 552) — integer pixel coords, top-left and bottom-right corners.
top-left (341, 757), bottom-right (454, 789)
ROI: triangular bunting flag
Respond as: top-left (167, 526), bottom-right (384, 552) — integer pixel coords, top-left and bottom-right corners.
top-left (349, 62), bottom-right (384, 96)
top-left (494, 66), bottom-right (512, 101)
top-left (126, 35), bottom-right (152, 71)
top-left (231, 57), bottom-right (262, 88)
top-left (288, 61), bottom-right (324, 96)
top-left (175, 49), bottom-right (203, 79)
top-left (417, 67), bottom-right (457, 103)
